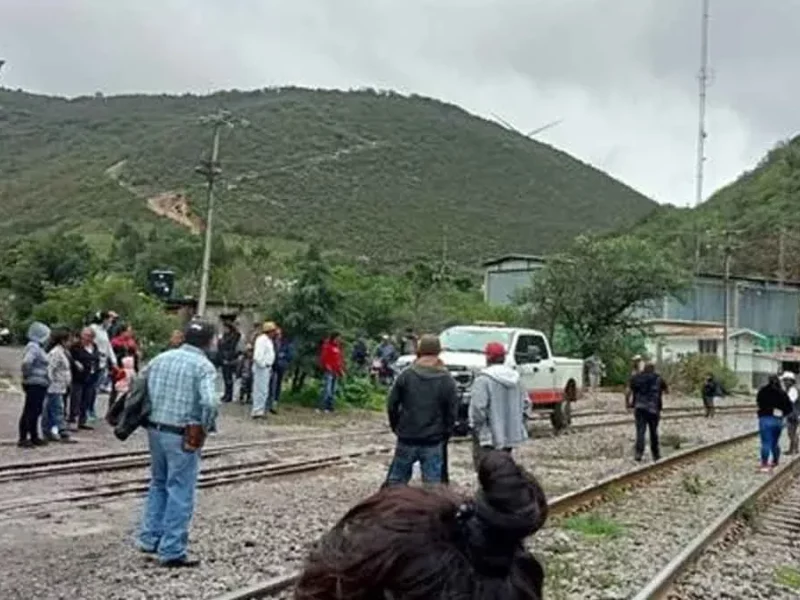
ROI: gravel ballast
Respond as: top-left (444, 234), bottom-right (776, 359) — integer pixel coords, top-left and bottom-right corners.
top-left (0, 406), bottom-right (764, 599)
top-left (668, 469), bottom-right (800, 600)
top-left (536, 437), bottom-right (767, 599)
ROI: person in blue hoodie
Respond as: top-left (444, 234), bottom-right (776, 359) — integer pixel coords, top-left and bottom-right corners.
top-left (19, 321), bottom-right (51, 448)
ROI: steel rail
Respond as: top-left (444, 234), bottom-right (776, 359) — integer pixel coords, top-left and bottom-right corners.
top-left (0, 408), bottom-right (754, 483)
top-left (631, 452), bottom-right (800, 599)
top-left (207, 429), bottom-right (760, 600)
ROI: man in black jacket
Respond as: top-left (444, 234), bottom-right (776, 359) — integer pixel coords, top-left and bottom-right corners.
top-left (628, 362), bottom-right (668, 462)
top-left (217, 318), bottom-right (242, 404)
top-left (384, 334), bottom-right (458, 486)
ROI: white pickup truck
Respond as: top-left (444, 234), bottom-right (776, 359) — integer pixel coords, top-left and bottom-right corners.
top-left (395, 324), bottom-right (584, 432)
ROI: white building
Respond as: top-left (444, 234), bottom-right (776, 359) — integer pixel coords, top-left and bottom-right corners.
top-left (643, 319), bottom-right (779, 390)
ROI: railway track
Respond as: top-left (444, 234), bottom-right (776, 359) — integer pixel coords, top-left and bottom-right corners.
top-left (207, 429), bottom-right (761, 600)
top-left (633, 452), bottom-right (800, 599)
top-left (0, 407), bottom-right (753, 484)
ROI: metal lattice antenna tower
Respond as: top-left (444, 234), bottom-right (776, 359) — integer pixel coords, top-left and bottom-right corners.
top-left (695, 0), bottom-right (711, 208)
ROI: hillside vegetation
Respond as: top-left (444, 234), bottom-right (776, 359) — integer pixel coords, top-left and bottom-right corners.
top-left (0, 87), bottom-right (656, 264)
top-left (624, 136), bottom-right (800, 280)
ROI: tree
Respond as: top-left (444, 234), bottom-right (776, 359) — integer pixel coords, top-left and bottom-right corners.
top-left (272, 246), bottom-right (341, 390)
top-left (520, 235), bottom-right (689, 357)
top-left (33, 275), bottom-right (178, 357)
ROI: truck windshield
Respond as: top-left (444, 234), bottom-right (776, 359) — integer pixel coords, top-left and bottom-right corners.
top-left (439, 328), bottom-right (512, 354)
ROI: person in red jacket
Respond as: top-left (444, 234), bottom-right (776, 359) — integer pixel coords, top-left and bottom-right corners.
top-left (318, 331), bottom-right (344, 413)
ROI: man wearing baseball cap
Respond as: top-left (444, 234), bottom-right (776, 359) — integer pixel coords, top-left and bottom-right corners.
top-left (469, 341), bottom-right (528, 469)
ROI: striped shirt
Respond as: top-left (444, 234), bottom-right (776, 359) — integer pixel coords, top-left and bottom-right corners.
top-left (146, 344), bottom-right (218, 429)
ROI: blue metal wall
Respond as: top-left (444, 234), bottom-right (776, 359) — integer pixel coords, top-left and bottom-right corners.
top-left (485, 266), bottom-right (800, 337)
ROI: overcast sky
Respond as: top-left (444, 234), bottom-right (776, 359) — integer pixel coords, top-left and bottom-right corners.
top-left (2, 0), bottom-right (798, 205)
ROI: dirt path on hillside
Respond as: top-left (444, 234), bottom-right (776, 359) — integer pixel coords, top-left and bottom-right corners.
top-left (104, 159), bottom-right (203, 234)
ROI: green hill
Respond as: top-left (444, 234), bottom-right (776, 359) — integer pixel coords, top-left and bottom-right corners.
top-left (624, 136), bottom-right (800, 280)
top-left (0, 86), bottom-right (656, 264)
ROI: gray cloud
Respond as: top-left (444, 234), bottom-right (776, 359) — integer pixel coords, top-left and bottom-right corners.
top-left (2, 0), bottom-right (799, 206)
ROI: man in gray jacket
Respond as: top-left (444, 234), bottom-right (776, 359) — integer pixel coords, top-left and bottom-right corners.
top-left (19, 321), bottom-right (51, 447)
top-left (469, 341), bottom-right (528, 469)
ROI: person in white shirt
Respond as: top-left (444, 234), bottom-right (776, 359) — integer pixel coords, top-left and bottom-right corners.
top-left (781, 371), bottom-right (799, 454)
top-left (251, 321), bottom-right (277, 419)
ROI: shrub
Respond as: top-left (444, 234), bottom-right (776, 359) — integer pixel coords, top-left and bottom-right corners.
top-left (658, 353), bottom-right (739, 395)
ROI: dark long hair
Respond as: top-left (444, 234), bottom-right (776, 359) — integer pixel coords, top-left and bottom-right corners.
top-left (295, 451), bottom-right (548, 600)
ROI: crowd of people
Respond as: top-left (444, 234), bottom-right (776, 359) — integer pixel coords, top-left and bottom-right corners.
top-left (19, 310), bottom-right (140, 447)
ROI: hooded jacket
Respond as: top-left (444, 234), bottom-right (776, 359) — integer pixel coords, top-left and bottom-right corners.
top-left (630, 370), bottom-right (668, 414)
top-left (22, 322), bottom-right (51, 388)
top-left (388, 356), bottom-right (458, 446)
top-left (469, 364), bottom-right (528, 450)
top-left (47, 344), bottom-right (72, 394)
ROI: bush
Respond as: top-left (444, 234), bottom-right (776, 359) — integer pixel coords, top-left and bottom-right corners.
top-left (32, 275), bottom-right (178, 358)
top-left (658, 354), bottom-right (739, 396)
top-left (280, 375), bottom-right (385, 411)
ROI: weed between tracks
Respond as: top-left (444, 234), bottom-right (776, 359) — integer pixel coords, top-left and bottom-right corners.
top-left (774, 565), bottom-right (800, 590)
top-left (562, 514), bottom-right (625, 538)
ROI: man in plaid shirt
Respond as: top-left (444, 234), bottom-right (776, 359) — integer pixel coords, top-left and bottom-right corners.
top-left (137, 320), bottom-right (218, 568)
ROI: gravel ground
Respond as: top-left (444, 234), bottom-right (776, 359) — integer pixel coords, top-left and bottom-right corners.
top-left (536, 437), bottom-right (768, 599)
top-left (0, 408), bottom-right (762, 600)
top-left (669, 469), bottom-right (800, 600)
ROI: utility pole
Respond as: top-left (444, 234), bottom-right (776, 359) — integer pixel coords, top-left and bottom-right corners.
top-left (778, 227), bottom-right (786, 288)
top-left (196, 110), bottom-right (234, 317)
top-left (720, 229), bottom-right (742, 369)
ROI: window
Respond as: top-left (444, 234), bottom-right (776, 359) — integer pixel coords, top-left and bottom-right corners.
top-left (439, 328), bottom-right (512, 354)
top-left (514, 334), bottom-right (549, 364)
top-left (698, 339), bottom-right (718, 355)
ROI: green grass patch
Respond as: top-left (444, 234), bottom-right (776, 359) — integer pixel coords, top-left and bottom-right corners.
top-left (562, 514), bottom-right (625, 538)
top-left (775, 566), bottom-right (800, 589)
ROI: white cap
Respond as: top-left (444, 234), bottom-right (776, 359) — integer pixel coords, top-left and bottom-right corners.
top-left (780, 371), bottom-right (796, 381)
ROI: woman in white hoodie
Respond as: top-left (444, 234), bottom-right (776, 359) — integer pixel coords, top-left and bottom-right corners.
top-left (43, 327), bottom-right (72, 441)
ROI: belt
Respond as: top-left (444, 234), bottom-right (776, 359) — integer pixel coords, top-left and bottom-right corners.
top-left (147, 421), bottom-right (185, 435)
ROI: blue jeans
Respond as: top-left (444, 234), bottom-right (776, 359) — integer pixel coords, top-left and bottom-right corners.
top-left (759, 415), bottom-right (784, 466)
top-left (42, 393), bottom-right (66, 435)
top-left (385, 441), bottom-right (445, 485)
top-left (138, 428), bottom-right (201, 562)
top-left (319, 372), bottom-right (337, 411)
top-left (269, 367), bottom-right (285, 408)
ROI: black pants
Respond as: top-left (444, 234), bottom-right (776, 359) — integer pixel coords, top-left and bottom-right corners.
top-left (702, 396), bottom-right (715, 417)
top-left (634, 408), bottom-right (660, 461)
top-left (19, 384), bottom-right (47, 442)
top-left (69, 381), bottom-right (96, 425)
top-left (221, 364), bottom-right (236, 403)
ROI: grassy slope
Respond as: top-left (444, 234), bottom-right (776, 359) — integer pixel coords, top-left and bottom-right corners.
top-left (1, 86), bottom-right (657, 264)
top-left (622, 135), bottom-right (800, 279)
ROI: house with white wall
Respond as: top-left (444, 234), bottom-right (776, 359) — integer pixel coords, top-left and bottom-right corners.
top-left (643, 319), bottom-right (779, 390)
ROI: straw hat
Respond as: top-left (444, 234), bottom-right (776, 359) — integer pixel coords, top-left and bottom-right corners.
top-left (262, 321), bottom-right (278, 333)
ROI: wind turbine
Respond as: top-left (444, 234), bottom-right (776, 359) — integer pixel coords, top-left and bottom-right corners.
top-left (491, 112), bottom-right (563, 139)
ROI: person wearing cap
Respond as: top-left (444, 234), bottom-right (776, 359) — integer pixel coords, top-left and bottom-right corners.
top-left (137, 320), bottom-right (218, 568)
top-left (468, 342), bottom-right (529, 469)
top-left (251, 321), bottom-right (277, 418)
top-left (780, 371), bottom-right (799, 454)
top-left (384, 334), bottom-right (459, 486)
